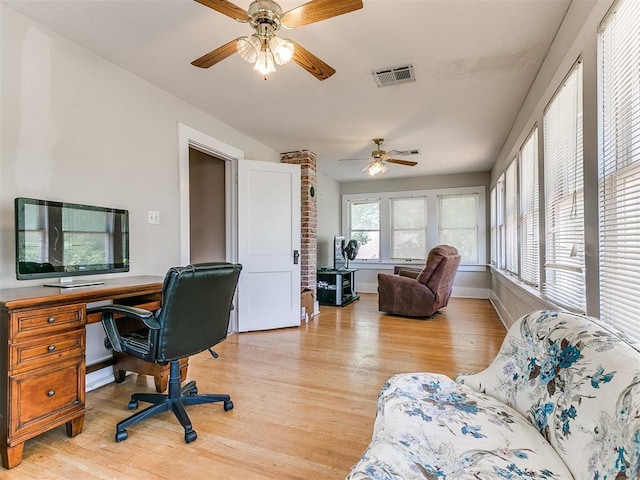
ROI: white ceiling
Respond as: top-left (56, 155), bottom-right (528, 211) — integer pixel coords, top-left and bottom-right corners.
top-left (4, 0), bottom-right (572, 182)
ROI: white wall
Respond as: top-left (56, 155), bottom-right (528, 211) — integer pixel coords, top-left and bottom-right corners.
top-left (0, 4), bottom-right (279, 288)
top-left (316, 171), bottom-right (340, 269)
top-left (489, 0), bottom-right (612, 328)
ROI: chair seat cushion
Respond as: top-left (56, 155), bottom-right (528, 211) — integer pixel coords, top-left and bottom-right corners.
top-left (347, 373), bottom-right (573, 479)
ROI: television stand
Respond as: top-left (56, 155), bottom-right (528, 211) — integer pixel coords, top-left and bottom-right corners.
top-left (317, 268), bottom-right (359, 307)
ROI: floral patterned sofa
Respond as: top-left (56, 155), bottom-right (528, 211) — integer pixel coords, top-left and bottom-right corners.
top-left (346, 310), bottom-right (640, 479)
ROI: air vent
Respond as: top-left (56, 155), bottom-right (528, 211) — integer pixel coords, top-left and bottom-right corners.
top-left (372, 64), bottom-right (416, 87)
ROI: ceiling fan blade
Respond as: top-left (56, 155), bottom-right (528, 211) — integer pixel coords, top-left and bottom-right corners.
top-left (386, 149), bottom-right (413, 156)
top-left (290, 41), bottom-right (336, 81)
top-left (193, 0), bottom-right (250, 22)
top-left (191, 38), bottom-right (241, 68)
top-left (339, 158), bottom-right (366, 162)
top-left (387, 159), bottom-right (418, 167)
top-left (281, 0), bottom-right (363, 29)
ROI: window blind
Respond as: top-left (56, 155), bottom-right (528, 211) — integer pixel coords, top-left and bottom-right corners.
top-left (497, 174), bottom-right (506, 270)
top-left (520, 128), bottom-right (540, 286)
top-left (390, 196), bottom-right (427, 260)
top-left (490, 187), bottom-right (497, 267)
top-left (438, 193), bottom-right (479, 263)
top-left (599, 0), bottom-right (640, 342)
top-left (543, 61), bottom-right (585, 313)
top-left (505, 159), bottom-right (519, 275)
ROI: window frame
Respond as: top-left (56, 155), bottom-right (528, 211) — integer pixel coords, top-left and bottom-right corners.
top-left (437, 192), bottom-right (480, 264)
top-left (542, 59), bottom-right (586, 313)
top-left (342, 186), bottom-right (486, 270)
top-left (390, 196), bottom-right (428, 261)
top-left (519, 126), bottom-right (540, 287)
top-left (598, 0), bottom-right (640, 342)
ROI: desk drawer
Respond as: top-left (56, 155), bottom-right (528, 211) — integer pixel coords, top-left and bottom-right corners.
top-left (12, 304), bottom-right (85, 339)
top-left (10, 359), bottom-right (85, 439)
top-left (10, 330), bottom-right (85, 374)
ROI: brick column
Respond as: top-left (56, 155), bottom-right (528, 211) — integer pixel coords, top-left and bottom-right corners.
top-left (281, 150), bottom-right (317, 292)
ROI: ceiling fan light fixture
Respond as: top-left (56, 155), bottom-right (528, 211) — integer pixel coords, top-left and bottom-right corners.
top-left (237, 35), bottom-right (261, 63)
top-left (367, 160), bottom-right (388, 176)
top-left (270, 36), bottom-right (294, 65)
top-left (192, 0), bottom-right (362, 80)
top-left (253, 48), bottom-right (276, 75)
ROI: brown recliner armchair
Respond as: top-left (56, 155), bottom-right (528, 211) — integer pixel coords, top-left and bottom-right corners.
top-left (378, 245), bottom-right (461, 317)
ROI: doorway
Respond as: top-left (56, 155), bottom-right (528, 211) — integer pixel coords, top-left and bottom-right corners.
top-left (189, 148), bottom-right (226, 263)
top-left (178, 123), bottom-right (241, 330)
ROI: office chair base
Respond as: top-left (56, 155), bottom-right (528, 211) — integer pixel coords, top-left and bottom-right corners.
top-left (114, 360), bottom-right (233, 443)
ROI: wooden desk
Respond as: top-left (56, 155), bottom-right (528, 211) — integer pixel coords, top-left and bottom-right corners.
top-left (0, 276), bottom-right (164, 469)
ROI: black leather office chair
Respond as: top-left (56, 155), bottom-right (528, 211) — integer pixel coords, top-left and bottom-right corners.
top-left (101, 262), bottom-right (241, 443)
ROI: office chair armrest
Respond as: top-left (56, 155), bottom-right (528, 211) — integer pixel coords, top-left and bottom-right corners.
top-left (102, 305), bottom-right (160, 328)
top-left (100, 305), bottom-right (160, 353)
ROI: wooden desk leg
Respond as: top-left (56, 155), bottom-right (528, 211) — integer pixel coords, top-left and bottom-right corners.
top-left (65, 416), bottom-right (84, 437)
top-left (113, 354), bottom-right (189, 393)
top-left (1, 443), bottom-right (24, 469)
top-left (153, 359), bottom-right (189, 393)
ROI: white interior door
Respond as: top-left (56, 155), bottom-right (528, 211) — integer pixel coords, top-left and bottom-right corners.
top-left (238, 160), bottom-right (301, 331)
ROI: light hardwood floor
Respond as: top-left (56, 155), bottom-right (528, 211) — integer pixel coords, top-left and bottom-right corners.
top-left (5, 294), bottom-right (506, 479)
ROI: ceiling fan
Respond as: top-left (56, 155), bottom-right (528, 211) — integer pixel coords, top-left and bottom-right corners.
top-left (341, 138), bottom-right (420, 176)
top-left (191, 0), bottom-right (363, 80)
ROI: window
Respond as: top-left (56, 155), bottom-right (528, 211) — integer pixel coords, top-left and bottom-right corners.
top-left (505, 159), bottom-right (519, 275)
top-left (343, 186), bottom-right (486, 266)
top-left (519, 128), bottom-right (540, 286)
top-left (438, 193), bottom-right (478, 263)
top-left (391, 196), bottom-right (427, 260)
top-left (496, 174), bottom-right (506, 270)
top-left (599, 0), bottom-right (640, 341)
top-left (348, 199), bottom-right (380, 260)
top-left (543, 61), bottom-right (585, 313)
top-left (490, 187), bottom-right (497, 267)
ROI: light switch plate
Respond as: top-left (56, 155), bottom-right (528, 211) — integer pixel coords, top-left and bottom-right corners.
top-left (147, 210), bottom-right (160, 224)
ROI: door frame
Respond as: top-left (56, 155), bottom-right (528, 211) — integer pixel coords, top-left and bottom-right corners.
top-left (177, 123), bottom-right (242, 330)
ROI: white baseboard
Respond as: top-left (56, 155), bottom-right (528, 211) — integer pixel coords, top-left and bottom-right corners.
top-left (489, 290), bottom-right (512, 330)
top-left (452, 286), bottom-right (490, 299)
top-left (86, 366), bottom-right (115, 392)
top-left (356, 282), bottom-right (489, 300)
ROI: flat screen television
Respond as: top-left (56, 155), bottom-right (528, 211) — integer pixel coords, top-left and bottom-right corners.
top-left (333, 235), bottom-right (346, 270)
top-left (15, 197), bottom-right (129, 284)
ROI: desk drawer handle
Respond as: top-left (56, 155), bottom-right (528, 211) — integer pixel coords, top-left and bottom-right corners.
top-left (48, 316), bottom-right (56, 324)
top-left (47, 390), bottom-right (55, 397)
top-left (48, 345), bottom-right (56, 352)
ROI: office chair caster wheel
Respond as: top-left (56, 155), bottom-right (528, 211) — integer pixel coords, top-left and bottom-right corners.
top-left (188, 387), bottom-right (198, 395)
top-left (115, 430), bottom-right (128, 442)
top-left (185, 430), bottom-right (197, 443)
top-left (128, 400), bottom-right (138, 410)
top-left (224, 400), bottom-right (234, 411)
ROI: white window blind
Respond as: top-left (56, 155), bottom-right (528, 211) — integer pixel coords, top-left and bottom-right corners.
top-left (520, 128), bottom-right (540, 286)
top-left (438, 193), bottom-right (478, 263)
top-left (490, 187), bottom-right (497, 267)
top-left (496, 174), bottom-right (506, 270)
top-left (505, 159), bottom-right (519, 275)
top-left (390, 196), bottom-right (427, 260)
top-left (599, 0), bottom-right (640, 342)
top-left (543, 61), bottom-right (585, 313)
